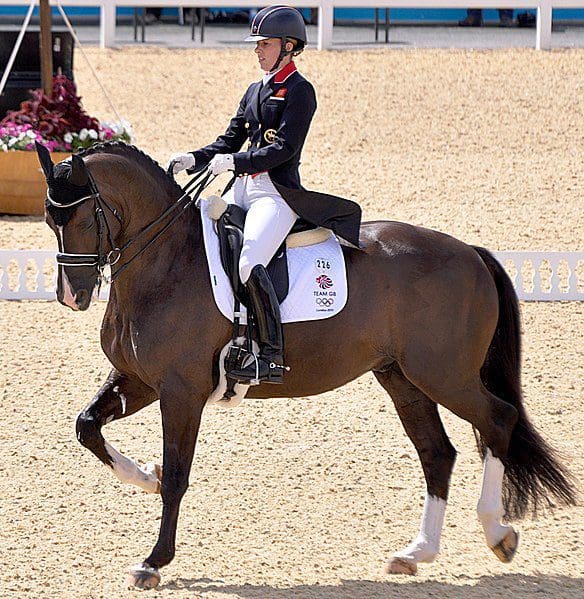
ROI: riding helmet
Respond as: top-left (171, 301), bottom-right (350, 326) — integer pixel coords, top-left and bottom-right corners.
top-left (245, 5), bottom-right (307, 47)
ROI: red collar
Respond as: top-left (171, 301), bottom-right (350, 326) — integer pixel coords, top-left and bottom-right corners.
top-left (273, 61), bottom-right (297, 84)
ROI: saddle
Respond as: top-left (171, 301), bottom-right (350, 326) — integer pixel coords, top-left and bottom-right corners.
top-left (209, 195), bottom-right (331, 309)
top-left (202, 195), bottom-right (347, 405)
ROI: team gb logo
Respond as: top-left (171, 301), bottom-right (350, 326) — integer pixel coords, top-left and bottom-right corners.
top-left (316, 274), bottom-right (334, 289)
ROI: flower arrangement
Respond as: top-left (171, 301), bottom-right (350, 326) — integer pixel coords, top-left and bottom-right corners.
top-left (0, 74), bottom-right (131, 152)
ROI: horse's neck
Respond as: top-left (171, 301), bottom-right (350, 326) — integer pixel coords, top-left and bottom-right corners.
top-left (91, 159), bottom-right (204, 299)
top-left (110, 202), bottom-right (204, 307)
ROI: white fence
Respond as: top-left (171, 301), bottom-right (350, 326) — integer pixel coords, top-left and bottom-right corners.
top-left (492, 251), bottom-right (584, 301)
top-left (1, 249), bottom-right (583, 301)
top-left (0, 0), bottom-right (582, 50)
top-left (0, 250), bottom-right (110, 300)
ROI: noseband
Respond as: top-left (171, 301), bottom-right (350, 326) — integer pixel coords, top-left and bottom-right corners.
top-left (48, 166), bottom-right (214, 284)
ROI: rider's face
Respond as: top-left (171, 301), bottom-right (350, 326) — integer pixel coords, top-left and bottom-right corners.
top-left (255, 38), bottom-right (292, 72)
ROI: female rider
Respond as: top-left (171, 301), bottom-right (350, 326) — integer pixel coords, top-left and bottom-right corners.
top-left (170, 5), bottom-right (361, 385)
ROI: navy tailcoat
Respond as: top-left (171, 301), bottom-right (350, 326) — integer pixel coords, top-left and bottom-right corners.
top-left (191, 62), bottom-right (362, 247)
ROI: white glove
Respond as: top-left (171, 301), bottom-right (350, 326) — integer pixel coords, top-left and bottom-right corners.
top-left (209, 154), bottom-right (234, 176)
top-left (167, 152), bottom-right (196, 174)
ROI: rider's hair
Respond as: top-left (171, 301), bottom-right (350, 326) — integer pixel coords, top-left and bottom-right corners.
top-left (286, 37), bottom-right (304, 56)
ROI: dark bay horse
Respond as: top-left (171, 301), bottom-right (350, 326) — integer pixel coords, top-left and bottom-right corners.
top-left (37, 142), bottom-right (576, 589)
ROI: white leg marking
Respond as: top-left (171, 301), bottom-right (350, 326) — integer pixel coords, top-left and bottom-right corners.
top-left (104, 441), bottom-right (160, 493)
top-left (113, 386), bottom-right (127, 415)
top-left (206, 338), bottom-right (255, 408)
top-left (477, 448), bottom-right (513, 547)
top-left (393, 494), bottom-right (446, 564)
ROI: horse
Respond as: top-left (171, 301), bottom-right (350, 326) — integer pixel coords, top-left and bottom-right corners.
top-left (36, 142), bottom-right (576, 589)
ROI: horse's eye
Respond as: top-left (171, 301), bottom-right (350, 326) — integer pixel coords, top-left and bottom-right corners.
top-left (79, 217), bottom-right (96, 232)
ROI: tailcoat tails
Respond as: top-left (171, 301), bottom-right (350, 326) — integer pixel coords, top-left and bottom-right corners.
top-left (273, 182), bottom-right (362, 249)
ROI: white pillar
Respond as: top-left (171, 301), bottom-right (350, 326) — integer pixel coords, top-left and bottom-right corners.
top-left (536, 0), bottom-right (552, 51)
top-left (100, 0), bottom-right (116, 49)
top-left (318, 0), bottom-right (334, 50)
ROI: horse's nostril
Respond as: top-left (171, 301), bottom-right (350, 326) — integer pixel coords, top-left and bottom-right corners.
top-left (75, 288), bottom-right (90, 309)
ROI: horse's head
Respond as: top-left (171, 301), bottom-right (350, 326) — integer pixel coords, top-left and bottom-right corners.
top-left (38, 141), bottom-right (195, 311)
top-left (37, 142), bottom-right (112, 311)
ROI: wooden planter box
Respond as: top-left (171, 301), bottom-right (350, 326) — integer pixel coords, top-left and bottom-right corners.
top-left (0, 150), bottom-right (70, 216)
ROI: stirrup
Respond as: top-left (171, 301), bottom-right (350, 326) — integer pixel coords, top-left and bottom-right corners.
top-left (228, 355), bottom-right (289, 385)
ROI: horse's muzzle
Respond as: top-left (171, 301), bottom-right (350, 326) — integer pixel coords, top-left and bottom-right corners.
top-left (59, 270), bottom-right (93, 311)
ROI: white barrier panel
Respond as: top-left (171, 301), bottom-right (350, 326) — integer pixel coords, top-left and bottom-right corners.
top-left (0, 249), bottom-right (110, 300)
top-left (492, 251), bottom-right (584, 301)
top-left (0, 250), bottom-right (58, 300)
top-left (1, 249), bottom-right (583, 301)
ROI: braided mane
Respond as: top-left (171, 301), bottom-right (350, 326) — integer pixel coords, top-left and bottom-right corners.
top-left (78, 141), bottom-right (184, 200)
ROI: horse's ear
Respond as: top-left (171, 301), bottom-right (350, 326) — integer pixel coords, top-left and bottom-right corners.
top-left (35, 141), bottom-right (54, 180)
top-left (69, 154), bottom-right (89, 186)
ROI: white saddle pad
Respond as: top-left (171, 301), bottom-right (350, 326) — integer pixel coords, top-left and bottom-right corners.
top-left (199, 197), bottom-right (348, 324)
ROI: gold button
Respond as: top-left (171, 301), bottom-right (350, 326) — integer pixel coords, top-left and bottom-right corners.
top-left (244, 122), bottom-right (249, 128)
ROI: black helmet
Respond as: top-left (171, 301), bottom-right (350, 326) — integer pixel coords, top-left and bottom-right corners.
top-left (245, 5), bottom-right (307, 47)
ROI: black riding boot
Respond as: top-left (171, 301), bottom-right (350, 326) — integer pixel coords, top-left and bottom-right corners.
top-left (228, 264), bottom-right (286, 384)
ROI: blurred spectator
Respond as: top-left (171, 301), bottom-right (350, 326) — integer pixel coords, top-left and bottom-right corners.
top-left (517, 11), bottom-right (536, 27)
top-left (459, 9), bottom-right (514, 27)
top-left (144, 8), bottom-right (162, 24)
top-left (205, 9), bottom-right (251, 23)
top-left (186, 8), bottom-right (203, 25)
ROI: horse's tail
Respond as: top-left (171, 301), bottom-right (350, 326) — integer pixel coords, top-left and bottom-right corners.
top-left (473, 246), bottom-right (577, 520)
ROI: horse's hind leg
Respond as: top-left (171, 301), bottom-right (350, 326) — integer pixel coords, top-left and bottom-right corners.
top-left (478, 447), bottom-right (519, 562)
top-left (375, 366), bottom-right (457, 575)
top-left (402, 365), bottom-right (519, 562)
top-left (76, 368), bottom-right (160, 493)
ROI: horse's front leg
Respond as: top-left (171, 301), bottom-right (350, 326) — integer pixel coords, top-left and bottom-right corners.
top-left (127, 379), bottom-right (206, 590)
top-left (76, 369), bottom-right (160, 493)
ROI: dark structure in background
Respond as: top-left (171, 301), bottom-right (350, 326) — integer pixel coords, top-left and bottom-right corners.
top-left (0, 29), bottom-right (74, 118)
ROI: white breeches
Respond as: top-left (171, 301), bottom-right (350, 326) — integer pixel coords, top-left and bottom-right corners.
top-left (223, 173), bottom-right (298, 283)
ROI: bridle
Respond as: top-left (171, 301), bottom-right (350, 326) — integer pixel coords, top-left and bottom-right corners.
top-left (48, 166), bottom-right (215, 286)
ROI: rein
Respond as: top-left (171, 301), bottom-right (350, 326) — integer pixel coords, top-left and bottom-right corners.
top-left (48, 168), bottom-right (215, 285)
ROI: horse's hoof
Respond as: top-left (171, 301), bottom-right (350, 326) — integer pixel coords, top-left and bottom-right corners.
top-left (382, 556), bottom-right (418, 575)
top-left (126, 563), bottom-right (161, 589)
top-left (491, 529), bottom-right (519, 563)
